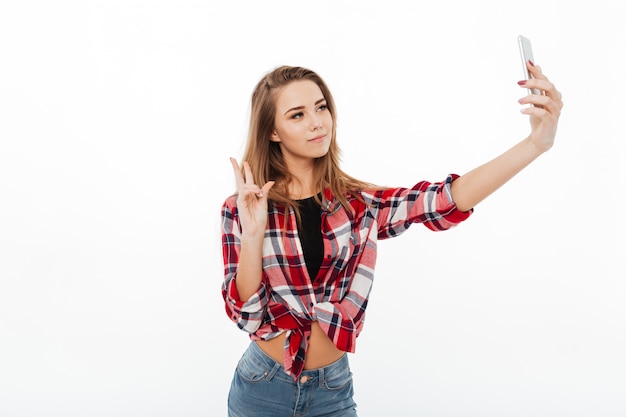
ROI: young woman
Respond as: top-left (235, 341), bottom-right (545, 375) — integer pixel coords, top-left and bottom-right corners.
top-left (221, 64), bottom-right (562, 416)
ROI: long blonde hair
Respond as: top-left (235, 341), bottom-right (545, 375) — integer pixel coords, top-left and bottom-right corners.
top-left (241, 65), bottom-right (378, 212)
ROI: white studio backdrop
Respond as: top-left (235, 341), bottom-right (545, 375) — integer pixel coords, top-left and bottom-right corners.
top-left (1, 1), bottom-right (625, 416)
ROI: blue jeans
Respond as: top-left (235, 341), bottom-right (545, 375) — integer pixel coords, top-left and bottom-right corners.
top-left (228, 341), bottom-right (358, 417)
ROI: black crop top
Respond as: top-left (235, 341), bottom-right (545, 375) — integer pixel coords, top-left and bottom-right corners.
top-left (295, 195), bottom-right (323, 280)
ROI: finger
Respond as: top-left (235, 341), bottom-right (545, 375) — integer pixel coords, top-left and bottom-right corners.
top-left (544, 84), bottom-right (563, 109)
top-left (258, 181), bottom-right (275, 199)
top-left (230, 157), bottom-right (244, 187)
top-left (520, 85), bottom-right (563, 113)
top-left (518, 78), bottom-right (562, 107)
top-left (527, 62), bottom-right (549, 82)
top-left (519, 94), bottom-right (557, 114)
top-left (526, 65), bottom-right (563, 106)
top-left (240, 183), bottom-right (263, 198)
top-left (519, 77), bottom-right (552, 93)
top-left (243, 161), bottom-right (254, 185)
top-left (519, 104), bottom-right (550, 118)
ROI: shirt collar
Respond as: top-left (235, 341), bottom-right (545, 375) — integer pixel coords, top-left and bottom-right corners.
top-left (321, 188), bottom-right (343, 214)
top-left (271, 188), bottom-right (343, 214)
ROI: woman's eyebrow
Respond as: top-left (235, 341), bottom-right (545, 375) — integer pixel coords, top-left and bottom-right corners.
top-left (283, 98), bottom-right (326, 115)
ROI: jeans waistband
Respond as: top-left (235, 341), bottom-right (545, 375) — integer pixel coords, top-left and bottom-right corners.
top-left (246, 341), bottom-right (349, 385)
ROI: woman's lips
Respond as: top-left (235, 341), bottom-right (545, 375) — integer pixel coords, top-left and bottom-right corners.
top-left (308, 134), bottom-right (327, 142)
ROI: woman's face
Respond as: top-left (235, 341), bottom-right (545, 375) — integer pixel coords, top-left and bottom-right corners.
top-left (271, 80), bottom-right (333, 169)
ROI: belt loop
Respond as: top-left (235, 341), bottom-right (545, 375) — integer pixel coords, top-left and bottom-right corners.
top-left (318, 366), bottom-right (325, 388)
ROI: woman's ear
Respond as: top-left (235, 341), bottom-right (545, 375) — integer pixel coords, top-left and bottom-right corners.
top-left (270, 130), bottom-right (281, 142)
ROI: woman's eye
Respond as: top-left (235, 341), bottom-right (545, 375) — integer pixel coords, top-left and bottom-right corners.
top-left (292, 112), bottom-right (304, 119)
top-left (317, 105), bottom-right (327, 112)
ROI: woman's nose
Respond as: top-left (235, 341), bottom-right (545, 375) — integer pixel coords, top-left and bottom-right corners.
top-left (310, 115), bottom-right (322, 130)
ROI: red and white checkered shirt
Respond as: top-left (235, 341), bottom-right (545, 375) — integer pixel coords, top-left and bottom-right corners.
top-left (221, 174), bottom-right (472, 379)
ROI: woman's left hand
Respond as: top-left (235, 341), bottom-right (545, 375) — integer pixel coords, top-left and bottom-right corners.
top-left (518, 61), bottom-right (564, 153)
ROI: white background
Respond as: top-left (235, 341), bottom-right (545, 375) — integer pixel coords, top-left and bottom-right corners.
top-left (1, 1), bottom-right (625, 416)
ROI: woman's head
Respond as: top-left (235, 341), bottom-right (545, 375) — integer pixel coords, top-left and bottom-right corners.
top-left (242, 67), bottom-right (339, 194)
top-left (270, 78), bottom-right (333, 170)
top-left (240, 65), bottom-right (377, 208)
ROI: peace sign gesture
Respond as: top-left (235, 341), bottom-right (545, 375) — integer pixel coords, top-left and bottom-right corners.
top-left (230, 158), bottom-right (275, 239)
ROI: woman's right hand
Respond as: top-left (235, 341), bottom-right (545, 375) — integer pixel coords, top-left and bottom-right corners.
top-left (230, 158), bottom-right (275, 239)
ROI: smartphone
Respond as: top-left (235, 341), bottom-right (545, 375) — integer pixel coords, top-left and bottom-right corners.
top-left (517, 35), bottom-right (540, 95)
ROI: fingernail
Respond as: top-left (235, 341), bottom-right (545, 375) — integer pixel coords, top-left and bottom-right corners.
top-left (517, 80), bottom-right (527, 85)
top-left (528, 59), bottom-right (535, 67)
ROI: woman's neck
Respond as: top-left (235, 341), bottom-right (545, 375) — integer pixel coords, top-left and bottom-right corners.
top-left (288, 180), bottom-right (317, 200)
top-left (286, 160), bottom-right (317, 200)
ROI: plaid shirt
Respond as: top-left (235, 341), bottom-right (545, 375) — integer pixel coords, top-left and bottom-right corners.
top-left (221, 174), bottom-right (472, 379)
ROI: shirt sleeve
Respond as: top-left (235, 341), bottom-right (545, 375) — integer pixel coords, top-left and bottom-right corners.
top-left (221, 196), bottom-right (270, 334)
top-left (373, 174), bottom-right (472, 239)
